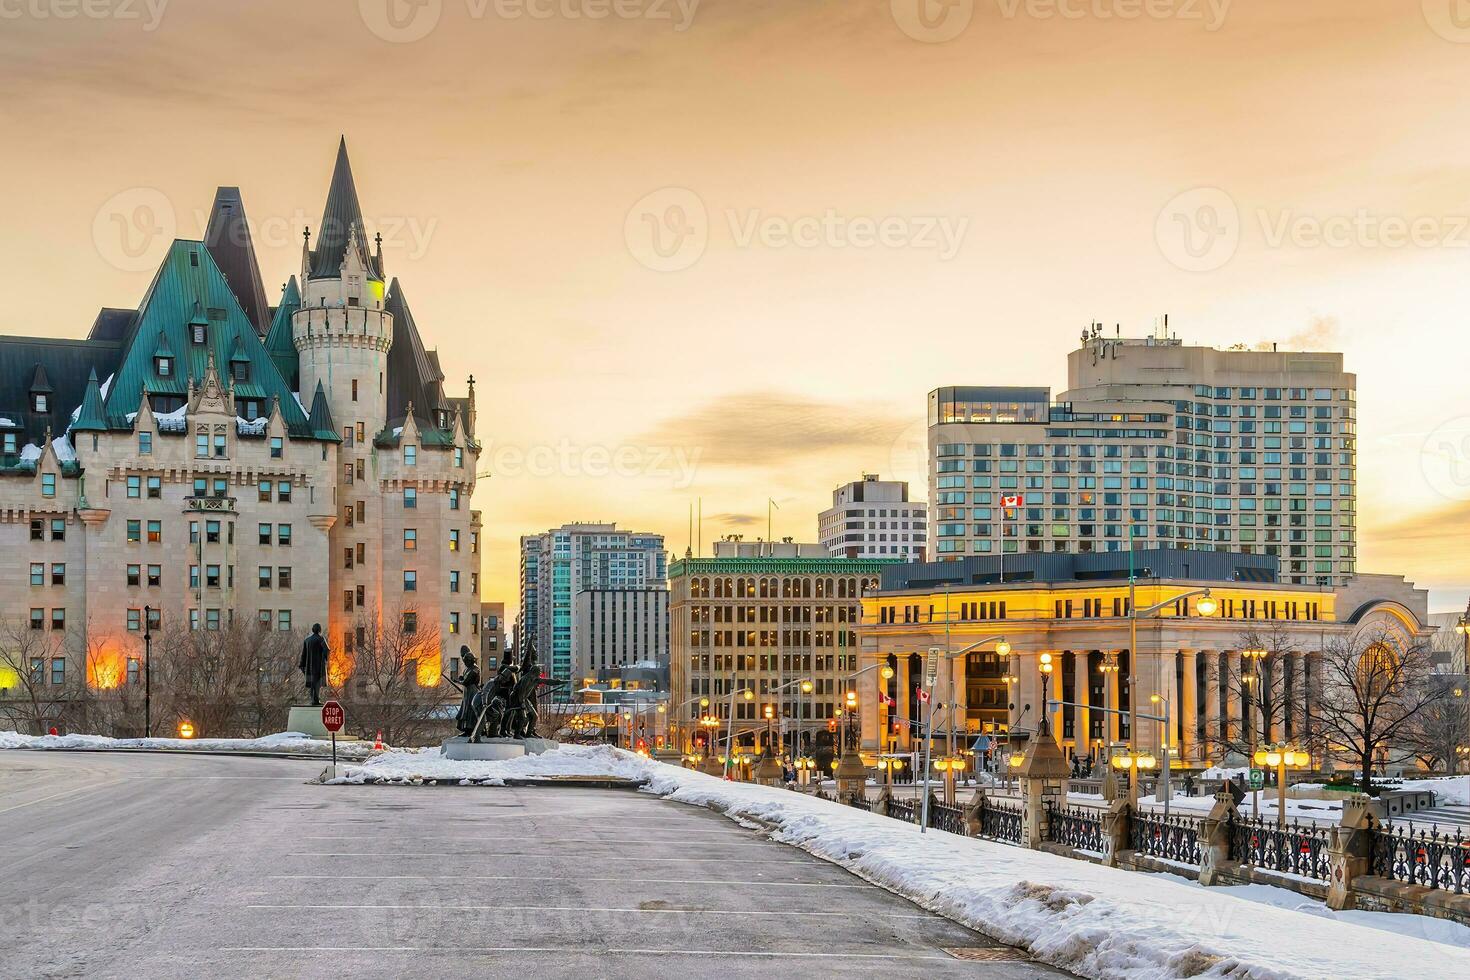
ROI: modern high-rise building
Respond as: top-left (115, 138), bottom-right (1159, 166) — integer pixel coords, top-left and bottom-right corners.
top-left (519, 523), bottom-right (667, 689)
top-left (818, 474), bottom-right (927, 559)
top-left (928, 328), bottom-right (1356, 586)
top-left (574, 587), bottom-right (670, 687)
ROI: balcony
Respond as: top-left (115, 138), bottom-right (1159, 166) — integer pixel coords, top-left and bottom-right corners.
top-left (186, 496), bottom-right (237, 513)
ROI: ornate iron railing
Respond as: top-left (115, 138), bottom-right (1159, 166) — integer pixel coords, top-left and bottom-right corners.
top-left (1228, 815), bottom-right (1330, 881)
top-left (887, 798), bottom-right (919, 825)
top-left (1370, 822), bottom-right (1470, 894)
top-left (847, 795), bottom-right (873, 813)
top-left (928, 802), bottom-right (966, 836)
top-left (1048, 804), bottom-right (1105, 853)
top-left (978, 800), bottom-right (1023, 845)
top-left (1130, 810), bottom-right (1204, 866)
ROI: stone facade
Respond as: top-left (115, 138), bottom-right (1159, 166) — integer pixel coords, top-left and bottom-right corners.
top-left (0, 140), bottom-right (481, 695)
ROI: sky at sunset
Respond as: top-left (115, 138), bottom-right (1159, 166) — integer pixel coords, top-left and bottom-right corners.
top-left (3, 0), bottom-right (1470, 619)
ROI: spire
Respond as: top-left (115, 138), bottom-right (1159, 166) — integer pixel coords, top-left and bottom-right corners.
top-left (72, 369), bottom-right (108, 432)
top-left (308, 137), bottom-right (378, 281)
top-left (307, 380), bottom-right (338, 439)
top-left (203, 186), bottom-right (271, 337)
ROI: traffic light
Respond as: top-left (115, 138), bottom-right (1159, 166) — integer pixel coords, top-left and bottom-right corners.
top-left (827, 719), bottom-right (837, 732)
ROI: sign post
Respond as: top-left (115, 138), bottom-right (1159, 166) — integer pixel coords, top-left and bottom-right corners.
top-left (321, 700), bottom-right (345, 771)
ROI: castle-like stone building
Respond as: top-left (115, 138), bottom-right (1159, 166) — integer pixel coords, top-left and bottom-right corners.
top-left (0, 140), bottom-right (481, 690)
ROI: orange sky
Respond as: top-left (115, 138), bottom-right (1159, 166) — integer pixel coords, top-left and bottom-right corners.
top-left (3, 0), bottom-right (1470, 618)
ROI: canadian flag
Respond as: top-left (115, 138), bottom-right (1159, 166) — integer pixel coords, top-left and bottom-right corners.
top-left (880, 693), bottom-right (895, 707)
top-left (999, 493), bottom-right (1022, 509)
top-left (916, 688), bottom-right (930, 704)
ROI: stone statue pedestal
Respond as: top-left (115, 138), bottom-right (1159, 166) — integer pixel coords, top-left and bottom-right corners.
top-left (442, 736), bottom-right (560, 761)
top-left (286, 706), bottom-right (332, 739)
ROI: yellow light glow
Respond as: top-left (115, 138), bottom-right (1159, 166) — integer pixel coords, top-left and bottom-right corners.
top-left (845, 691), bottom-right (857, 706)
top-left (1196, 595), bottom-right (1217, 616)
top-left (1039, 652), bottom-right (1052, 665)
top-left (1150, 694), bottom-right (1160, 704)
top-left (742, 690), bottom-right (754, 701)
top-left (880, 665), bottom-right (895, 680)
top-left (699, 697), bottom-right (710, 707)
top-left (1253, 749), bottom-right (1269, 766)
top-left (87, 647), bottom-right (127, 690)
top-left (1266, 751), bottom-right (1282, 767)
top-left (178, 721), bottom-right (195, 739)
top-left (800, 680), bottom-right (814, 693)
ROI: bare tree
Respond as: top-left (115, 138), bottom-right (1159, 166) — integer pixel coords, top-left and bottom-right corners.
top-left (0, 616), bottom-right (87, 735)
top-left (1314, 629), bottom-right (1448, 793)
top-left (1202, 625), bottom-right (1327, 765)
top-left (151, 620), bottom-right (300, 738)
top-left (1401, 683), bottom-right (1470, 775)
top-left (327, 605), bottom-right (448, 746)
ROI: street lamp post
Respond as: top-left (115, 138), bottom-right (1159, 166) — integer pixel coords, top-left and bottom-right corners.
top-left (921, 635), bottom-right (1010, 829)
top-left (143, 604), bottom-right (153, 738)
top-left (1253, 744), bottom-right (1309, 828)
top-left (722, 686), bottom-right (755, 780)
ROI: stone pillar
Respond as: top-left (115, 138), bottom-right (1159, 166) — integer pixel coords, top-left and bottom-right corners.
top-left (1225, 650), bottom-right (1242, 747)
top-left (896, 655), bottom-right (912, 753)
top-left (962, 785), bottom-right (986, 837)
top-left (1180, 649), bottom-right (1199, 763)
top-left (1099, 798), bottom-right (1130, 868)
top-left (1106, 656), bottom-right (1122, 744)
top-left (1197, 791), bottom-right (1240, 886)
top-left (1269, 655), bottom-right (1287, 744)
top-left (1326, 794), bottom-right (1376, 911)
top-left (1161, 650), bottom-right (1180, 759)
top-left (1049, 657), bottom-right (1065, 748)
top-left (1203, 650), bottom-right (1220, 756)
top-left (1073, 651), bottom-right (1091, 757)
top-left (1017, 725), bottom-right (1069, 850)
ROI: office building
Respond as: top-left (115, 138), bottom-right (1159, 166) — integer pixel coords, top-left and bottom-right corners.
top-left (818, 473), bottom-right (928, 559)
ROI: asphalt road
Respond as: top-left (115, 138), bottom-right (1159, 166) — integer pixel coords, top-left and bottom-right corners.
top-left (0, 751), bottom-right (1071, 979)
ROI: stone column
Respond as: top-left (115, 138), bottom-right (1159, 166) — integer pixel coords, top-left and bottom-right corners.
top-left (1049, 657), bottom-right (1066, 748)
top-left (1203, 650), bottom-right (1220, 756)
top-left (1326, 794), bottom-right (1376, 911)
top-left (1073, 651), bottom-right (1091, 757)
top-left (1225, 650), bottom-right (1242, 748)
top-left (1161, 650), bottom-right (1180, 759)
top-left (1180, 649), bottom-right (1199, 763)
top-left (897, 655), bottom-right (912, 753)
top-left (1197, 791), bottom-right (1241, 886)
top-left (1269, 655), bottom-right (1287, 744)
top-left (1106, 655), bottom-right (1122, 744)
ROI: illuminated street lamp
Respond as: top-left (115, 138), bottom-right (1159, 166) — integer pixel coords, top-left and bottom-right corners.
top-left (1253, 743), bottom-right (1309, 828)
top-left (177, 720), bottom-right (195, 740)
top-left (875, 754), bottom-right (905, 786)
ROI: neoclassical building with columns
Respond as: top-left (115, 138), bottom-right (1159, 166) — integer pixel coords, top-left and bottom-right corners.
top-left (0, 140), bottom-right (482, 698)
top-left (857, 550), bottom-right (1434, 770)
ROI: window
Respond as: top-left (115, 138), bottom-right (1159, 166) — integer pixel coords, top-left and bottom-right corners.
top-left (205, 608), bottom-right (220, 631)
top-left (50, 608), bottom-right (65, 631)
top-left (351, 379), bottom-right (358, 401)
top-left (205, 521), bottom-right (219, 543)
top-left (190, 566), bottom-right (200, 589)
top-left (454, 447), bottom-right (464, 468)
top-left (127, 609), bottom-right (141, 632)
top-left (42, 473), bottom-right (56, 498)
top-left (232, 361), bottom-right (248, 384)
top-left (403, 570), bottom-right (417, 591)
top-left (147, 476), bottom-right (161, 499)
top-left (3, 432), bottom-right (15, 454)
top-left (404, 487), bottom-right (417, 508)
top-left (51, 564), bottom-right (64, 586)
top-left (147, 520), bottom-right (162, 543)
top-left (449, 488), bottom-right (460, 510)
top-left (404, 445), bottom-right (417, 466)
top-left (188, 521), bottom-right (199, 543)
top-left (156, 356), bottom-right (172, 376)
top-left (206, 565), bottom-right (220, 588)
top-left (258, 566), bottom-right (272, 589)
top-left (127, 520), bottom-right (141, 542)
top-left (51, 518), bottom-right (65, 541)
top-left (258, 480), bottom-right (272, 502)
top-left (34, 392), bottom-right (48, 413)
top-left (147, 608), bottom-right (160, 630)
top-left (50, 657), bottom-right (64, 685)
top-left (258, 609), bottom-right (272, 629)
top-left (259, 523), bottom-right (272, 545)
top-left (213, 434), bottom-right (227, 458)
top-left (404, 529), bottom-right (417, 551)
top-left (449, 529), bottom-right (460, 552)
top-left (196, 433), bottom-right (208, 457)
top-left (29, 608), bottom-right (43, 630)
top-left (127, 657), bottom-right (140, 684)
top-left (403, 611), bottom-right (418, 634)
top-left (449, 612), bottom-right (460, 634)
top-left (278, 609), bottom-right (292, 632)
top-left (29, 563), bottom-right (43, 586)
top-left (278, 481), bottom-right (292, 503)
top-left (191, 321), bottom-right (207, 345)
top-left (30, 519), bottom-right (42, 541)
top-left (270, 436), bottom-right (283, 459)
top-left (278, 524), bottom-right (291, 546)
top-left (147, 565), bottom-right (161, 587)
top-left (127, 476), bottom-right (141, 498)
top-left (278, 567), bottom-right (292, 590)
top-left (449, 570), bottom-right (460, 593)
top-left (189, 609), bottom-right (199, 631)
top-left (126, 564), bottom-right (141, 586)
top-left (343, 590), bottom-right (353, 613)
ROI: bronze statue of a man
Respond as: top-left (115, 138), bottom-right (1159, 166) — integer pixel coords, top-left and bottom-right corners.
top-left (299, 623), bottom-right (330, 706)
top-left (454, 646), bottom-right (481, 737)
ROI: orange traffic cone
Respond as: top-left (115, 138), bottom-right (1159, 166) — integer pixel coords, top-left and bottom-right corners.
top-left (373, 730), bottom-right (384, 750)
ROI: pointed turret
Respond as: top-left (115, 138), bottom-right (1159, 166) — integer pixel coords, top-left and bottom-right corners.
top-left (265, 277), bottom-right (301, 389)
top-left (307, 380), bottom-right (339, 440)
top-left (72, 369), bottom-right (108, 432)
top-left (203, 186), bottom-right (271, 337)
top-left (309, 137), bottom-right (380, 281)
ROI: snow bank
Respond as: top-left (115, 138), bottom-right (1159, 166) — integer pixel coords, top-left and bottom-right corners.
top-left (330, 743), bottom-right (650, 785)
top-left (326, 746), bottom-right (1470, 978)
top-left (1397, 776), bottom-right (1470, 806)
top-left (0, 730), bottom-right (378, 759)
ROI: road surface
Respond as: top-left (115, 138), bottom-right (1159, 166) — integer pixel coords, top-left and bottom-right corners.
top-left (0, 751), bottom-right (1070, 979)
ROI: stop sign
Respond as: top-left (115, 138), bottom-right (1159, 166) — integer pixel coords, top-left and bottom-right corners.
top-left (321, 700), bottom-right (344, 733)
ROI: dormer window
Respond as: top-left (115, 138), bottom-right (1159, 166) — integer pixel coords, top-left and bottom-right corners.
top-left (156, 356), bottom-right (172, 376)
top-left (232, 361), bottom-right (248, 383)
top-left (436, 410), bottom-right (449, 428)
top-left (32, 393), bottom-right (47, 413)
top-left (191, 322), bottom-right (207, 345)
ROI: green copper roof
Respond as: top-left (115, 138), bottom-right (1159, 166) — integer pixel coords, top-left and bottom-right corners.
top-left (71, 369), bottom-right (108, 432)
top-left (104, 240), bottom-right (319, 439)
top-left (264, 276), bottom-right (301, 390)
top-left (307, 381), bottom-right (341, 442)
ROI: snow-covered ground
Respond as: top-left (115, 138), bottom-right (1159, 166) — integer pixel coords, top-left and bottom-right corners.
top-left (326, 745), bottom-right (1470, 978)
top-left (1070, 790), bottom-right (1345, 825)
top-left (329, 743), bottom-right (649, 785)
top-left (0, 730), bottom-right (380, 759)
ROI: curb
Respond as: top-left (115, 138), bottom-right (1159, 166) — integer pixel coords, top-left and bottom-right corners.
top-left (326, 776), bottom-right (650, 789)
top-left (5, 746), bottom-right (378, 762)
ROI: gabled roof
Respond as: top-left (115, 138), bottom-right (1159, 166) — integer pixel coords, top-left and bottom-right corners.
top-left (264, 277), bottom-right (301, 391)
top-left (28, 364), bottom-right (53, 394)
top-left (203, 186), bottom-right (272, 337)
top-left (0, 335), bottom-right (122, 449)
top-left (309, 138), bottom-right (383, 282)
top-left (87, 308), bottom-right (136, 342)
top-left (103, 240), bottom-right (319, 439)
top-left (384, 277), bottom-right (447, 429)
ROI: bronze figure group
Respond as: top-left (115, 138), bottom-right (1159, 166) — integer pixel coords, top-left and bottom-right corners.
top-left (454, 641), bottom-right (543, 742)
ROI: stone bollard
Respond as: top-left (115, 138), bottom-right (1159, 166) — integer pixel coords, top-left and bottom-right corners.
top-left (1099, 798), bottom-right (1130, 867)
top-left (1197, 791), bottom-right (1239, 885)
top-left (963, 786), bottom-right (987, 837)
top-left (835, 751), bottom-right (868, 803)
top-left (1016, 730), bottom-right (1069, 850)
top-left (1326, 793), bottom-right (1375, 911)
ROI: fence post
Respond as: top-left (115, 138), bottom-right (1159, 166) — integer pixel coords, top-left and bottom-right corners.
top-left (874, 783), bottom-right (893, 819)
top-left (1198, 791), bottom-right (1239, 886)
top-left (1326, 793), bottom-right (1375, 911)
top-left (963, 786), bottom-right (986, 837)
top-left (1099, 798), bottom-right (1130, 867)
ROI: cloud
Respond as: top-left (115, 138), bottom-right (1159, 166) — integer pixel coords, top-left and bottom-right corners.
top-left (639, 389), bottom-right (914, 470)
top-left (712, 512), bottom-right (760, 527)
top-left (1256, 315), bottom-right (1340, 352)
top-left (1364, 500), bottom-right (1470, 585)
